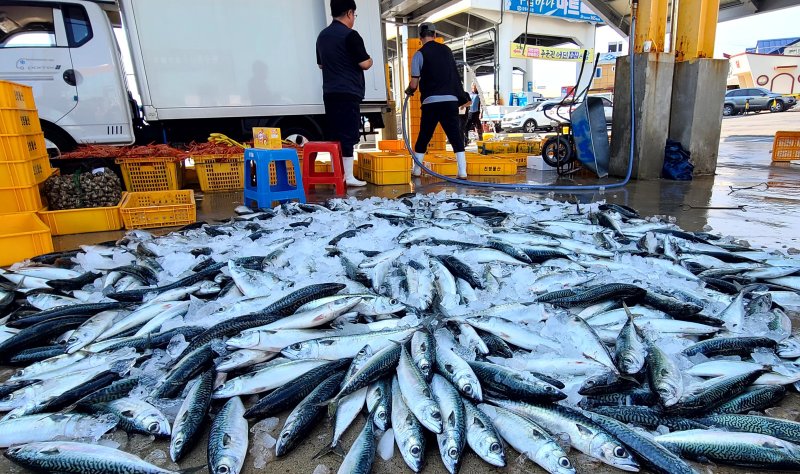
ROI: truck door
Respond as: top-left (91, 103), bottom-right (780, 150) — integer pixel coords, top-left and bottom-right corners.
top-left (0, 3), bottom-right (78, 123)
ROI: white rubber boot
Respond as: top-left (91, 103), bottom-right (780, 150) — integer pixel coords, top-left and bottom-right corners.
top-left (456, 151), bottom-right (467, 179)
top-left (343, 156), bottom-right (366, 187)
top-left (412, 152), bottom-right (424, 177)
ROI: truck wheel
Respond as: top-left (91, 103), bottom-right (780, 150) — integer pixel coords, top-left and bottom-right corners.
top-left (41, 123), bottom-right (77, 156)
top-left (770, 100), bottom-right (784, 113)
top-left (542, 137), bottom-right (572, 167)
top-left (722, 104), bottom-right (734, 116)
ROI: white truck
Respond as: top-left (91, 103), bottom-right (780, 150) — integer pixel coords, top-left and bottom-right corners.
top-left (0, 0), bottom-right (389, 151)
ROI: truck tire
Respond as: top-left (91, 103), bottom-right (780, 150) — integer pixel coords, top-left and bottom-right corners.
top-left (41, 122), bottom-right (77, 156)
top-left (722, 104), bottom-right (734, 116)
top-left (770, 100), bottom-right (785, 113)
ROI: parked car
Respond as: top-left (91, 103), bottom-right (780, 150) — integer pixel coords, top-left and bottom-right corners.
top-left (723, 88), bottom-right (797, 116)
top-left (501, 97), bottom-right (612, 132)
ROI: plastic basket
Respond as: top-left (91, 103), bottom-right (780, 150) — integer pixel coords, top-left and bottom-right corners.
top-left (0, 154), bottom-right (51, 187)
top-left (0, 212), bottom-right (53, 266)
top-left (465, 156), bottom-right (518, 176)
top-left (194, 155), bottom-right (244, 192)
top-left (515, 141), bottom-right (543, 155)
top-left (359, 167), bottom-right (410, 185)
top-left (0, 81), bottom-right (35, 109)
top-left (0, 183), bottom-right (43, 213)
top-left (378, 139), bottom-right (406, 152)
top-left (493, 153), bottom-right (531, 167)
top-left (772, 131), bottom-right (800, 162)
top-left (424, 155), bottom-right (458, 176)
top-left (120, 190), bottom-right (196, 229)
top-left (0, 108), bottom-right (41, 135)
top-left (357, 152), bottom-right (412, 171)
top-left (0, 133), bottom-right (47, 161)
top-left (115, 157), bottom-right (185, 192)
top-left (37, 195), bottom-right (124, 236)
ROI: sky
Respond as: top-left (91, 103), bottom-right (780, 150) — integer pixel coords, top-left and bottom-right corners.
top-left (714, 5), bottom-right (800, 56)
top-left (597, 5), bottom-right (800, 58)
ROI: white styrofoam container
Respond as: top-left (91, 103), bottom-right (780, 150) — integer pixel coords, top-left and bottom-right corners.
top-left (527, 155), bottom-right (556, 171)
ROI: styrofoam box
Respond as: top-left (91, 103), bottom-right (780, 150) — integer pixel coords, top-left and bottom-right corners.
top-left (527, 155), bottom-right (556, 171)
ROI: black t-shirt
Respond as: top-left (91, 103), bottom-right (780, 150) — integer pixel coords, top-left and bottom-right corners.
top-left (316, 21), bottom-right (370, 99)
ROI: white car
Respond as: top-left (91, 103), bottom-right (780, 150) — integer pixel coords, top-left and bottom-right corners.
top-left (501, 97), bottom-right (613, 133)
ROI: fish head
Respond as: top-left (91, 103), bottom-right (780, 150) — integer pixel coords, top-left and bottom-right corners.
top-left (214, 379), bottom-right (242, 400)
top-left (535, 443), bottom-right (575, 474)
top-left (655, 379), bottom-right (682, 407)
top-left (137, 409), bottom-right (171, 437)
top-left (281, 340), bottom-right (316, 360)
top-left (420, 401), bottom-right (443, 434)
top-left (593, 437), bottom-right (639, 472)
top-left (170, 429), bottom-right (187, 461)
top-left (227, 331), bottom-right (261, 350)
top-left (216, 351), bottom-right (246, 372)
top-left (618, 350), bottom-right (646, 375)
top-left (373, 296), bottom-right (406, 315)
top-left (578, 371), bottom-right (620, 396)
top-left (470, 418), bottom-right (505, 467)
top-left (275, 424), bottom-right (298, 457)
top-left (212, 454), bottom-right (243, 474)
top-left (456, 375), bottom-right (483, 402)
top-left (438, 433), bottom-right (462, 473)
top-left (372, 404), bottom-right (389, 431)
top-left (401, 432), bottom-right (425, 472)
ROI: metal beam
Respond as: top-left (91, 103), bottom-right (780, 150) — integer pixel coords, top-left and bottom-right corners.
top-left (675, 0), bottom-right (721, 61)
top-left (580, 0), bottom-right (631, 37)
top-left (634, 0), bottom-right (669, 52)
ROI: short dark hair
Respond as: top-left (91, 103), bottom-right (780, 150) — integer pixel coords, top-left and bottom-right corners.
top-left (331, 0), bottom-right (357, 18)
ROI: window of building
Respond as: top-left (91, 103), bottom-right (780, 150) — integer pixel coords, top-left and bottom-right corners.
top-left (595, 68), bottom-right (602, 78)
top-left (608, 42), bottom-right (623, 53)
top-left (0, 5), bottom-right (56, 48)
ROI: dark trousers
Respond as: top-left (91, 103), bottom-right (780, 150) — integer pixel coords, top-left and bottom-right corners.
top-left (414, 101), bottom-right (465, 154)
top-left (323, 95), bottom-right (361, 157)
top-left (464, 111), bottom-right (481, 140)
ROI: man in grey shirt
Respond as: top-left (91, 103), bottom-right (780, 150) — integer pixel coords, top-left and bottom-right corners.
top-left (405, 23), bottom-right (470, 178)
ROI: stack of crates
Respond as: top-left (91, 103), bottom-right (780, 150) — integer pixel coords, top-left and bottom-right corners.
top-left (356, 151), bottom-right (411, 185)
top-left (0, 80), bottom-right (53, 265)
top-left (408, 38), bottom-right (447, 152)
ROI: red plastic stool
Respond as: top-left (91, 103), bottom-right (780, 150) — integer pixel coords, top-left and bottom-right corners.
top-left (301, 141), bottom-right (346, 196)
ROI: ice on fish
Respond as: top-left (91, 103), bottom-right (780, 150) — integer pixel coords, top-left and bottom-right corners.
top-left (249, 417), bottom-right (279, 469)
top-left (377, 428), bottom-right (395, 461)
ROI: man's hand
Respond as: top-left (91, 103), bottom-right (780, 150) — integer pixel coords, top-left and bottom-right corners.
top-left (405, 86), bottom-right (416, 96)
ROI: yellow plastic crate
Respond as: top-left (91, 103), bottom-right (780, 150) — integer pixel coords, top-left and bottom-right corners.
top-left (120, 190), bottom-right (196, 230)
top-left (359, 167), bottom-right (410, 185)
top-left (378, 139), bottom-right (406, 152)
top-left (357, 152), bottom-right (412, 171)
top-left (515, 141), bottom-right (544, 155)
top-left (424, 156), bottom-right (458, 176)
top-left (0, 108), bottom-right (41, 135)
top-left (0, 81), bottom-right (35, 109)
top-left (493, 153), bottom-right (531, 167)
top-left (37, 195), bottom-right (124, 236)
top-left (482, 133), bottom-right (496, 141)
top-left (0, 154), bottom-right (51, 187)
top-left (466, 156), bottom-right (517, 176)
top-left (194, 155), bottom-right (244, 192)
top-left (0, 212), bottom-right (53, 266)
top-left (482, 142), bottom-right (518, 154)
top-left (0, 133), bottom-right (47, 161)
top-left (116, 157), bottom-right (185, 192)
top-left (773, 131), bottom-right (800, 162)
top-left (0, 183), bottom-right (43, 213)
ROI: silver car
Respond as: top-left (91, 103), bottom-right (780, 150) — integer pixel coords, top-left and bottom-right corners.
top-left (723, 87), bottom-right (796, 116)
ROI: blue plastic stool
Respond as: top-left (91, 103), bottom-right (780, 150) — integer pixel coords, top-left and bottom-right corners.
top-left (243, 148), bottom-right (306, 208)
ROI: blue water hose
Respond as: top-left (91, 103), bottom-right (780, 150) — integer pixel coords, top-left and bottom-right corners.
top-left (402, 7), bottom-right (637, 192)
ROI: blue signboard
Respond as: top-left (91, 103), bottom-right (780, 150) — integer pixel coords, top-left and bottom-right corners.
top-left (505, 0), bottom-right (603, 23)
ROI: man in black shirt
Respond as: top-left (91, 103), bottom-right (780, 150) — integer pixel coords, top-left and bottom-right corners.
top-left (405, 23), bottom-right (470, 179)
top-left (316, 0), bottom-right (373, 187)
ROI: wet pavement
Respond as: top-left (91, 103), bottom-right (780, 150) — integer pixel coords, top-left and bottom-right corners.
top-left (22, 110), bottom-right (800, 474)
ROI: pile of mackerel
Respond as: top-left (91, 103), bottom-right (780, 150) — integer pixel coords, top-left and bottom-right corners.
top-left (0, 192), bottom-right (800, 474)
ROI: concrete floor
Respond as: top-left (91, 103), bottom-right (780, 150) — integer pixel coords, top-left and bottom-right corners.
top-left (28, 110), bottom-right (800, 474)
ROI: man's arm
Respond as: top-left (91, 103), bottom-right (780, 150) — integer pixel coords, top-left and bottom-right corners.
top-left (406, 52), bottom-right (422, 94)
top-left (346, 31), bottom-right (373, 70)
top-left (316, 44), bottom-right (323, 69)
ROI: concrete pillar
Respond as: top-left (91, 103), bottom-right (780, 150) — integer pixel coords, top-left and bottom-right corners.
top-left (524, 58), bottom-right (535, 93)
top-left (497, 20), bottom-right (515, 105)
top-left (609, 52), bottom-right (675, 180)
top-left (668, 59), bottom-right (728, 175)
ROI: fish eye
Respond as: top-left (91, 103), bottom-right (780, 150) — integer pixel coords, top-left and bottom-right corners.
top-left (173, 438), bottom-right (183, 448)
top-left (614, 446), bottom-right (627, 458)
top-left (2, 394), bottom-right (14, 401)
top-left (390, 298), bottom-right (399, 305)
top-left (148, 422), bottom-right (161, 433)
top-left (490, 442), bottom-right (501, 453)
top-left (289, 343), bottom-right (301, 351)
top-left (411, 445), bottom-right (421, 456)
top-left (218, 466), bottom-right (230, 474)
top-left (281, 432), bottom-right (290, 438)
top-left (216, 307), bottom-right (225, 313)
top-left (67, 337), bottom-right (78, 344)
top-left (586, 380), bottom-right (595, 386)
top-left (13, 370), bottom-right (24, 377)
top-left (432, 411), bottom-right (441, 420)
top-left (420, 362), bottom-right (430, 371)
top-left (448, 447), bottom-right (458, 458)
top-left (378, 411), bottom-right (386, 420)
top-left (559, 457), bottom-right (571, 468)
top-left (463, 384), bottom-right (473, 394)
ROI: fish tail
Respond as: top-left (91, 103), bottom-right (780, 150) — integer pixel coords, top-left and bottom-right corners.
top-left (312, 442), bottom-right (345, 459)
